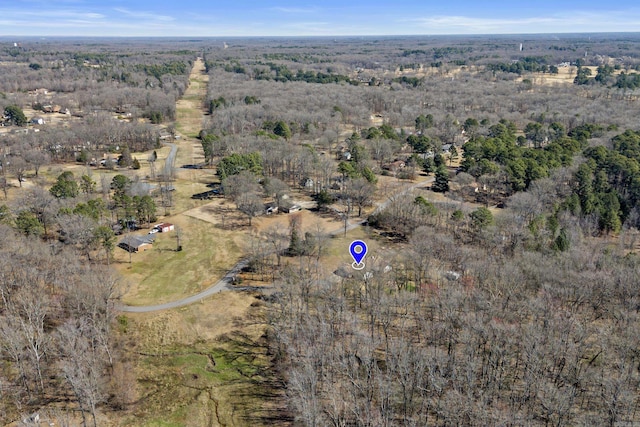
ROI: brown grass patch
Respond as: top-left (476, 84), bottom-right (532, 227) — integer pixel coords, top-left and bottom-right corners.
top-left (114, 291), bottom-right (289, 427)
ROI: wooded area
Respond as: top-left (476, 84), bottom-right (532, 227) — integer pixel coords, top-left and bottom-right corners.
top-left (2, 34), bottom-right (640, 425)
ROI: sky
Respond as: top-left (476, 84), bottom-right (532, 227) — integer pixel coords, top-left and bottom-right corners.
top-left (2, 0), bottom-right (640, 37)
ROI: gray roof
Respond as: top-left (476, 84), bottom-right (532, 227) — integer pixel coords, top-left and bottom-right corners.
top-left (120, 234), bottom-right (155, 247)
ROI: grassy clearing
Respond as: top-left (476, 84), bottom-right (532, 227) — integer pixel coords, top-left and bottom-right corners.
top-left (175, 60), bottom-right (207, 139)
top-left (325, 226), bottom-right (371, 263)
top-left (519, 66), bottom-right (626, 86)
top-left (156, 164), bottom-right (219, 215)
top-left (128, 337), bottom-right (279, 427)
top-left (182, 93), bottom-right (204, 102)
top-left (175, 107), bottom-right (202, 124)
top-left (116, 215), bottom-right (242, 306)
top-left (174, 127), bottom-right (201, 140)
top-left (116, 292), bottom-right (288, 427)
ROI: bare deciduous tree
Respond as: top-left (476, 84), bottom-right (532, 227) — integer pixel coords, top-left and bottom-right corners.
top-left (237, 192), bottom-right (263, 226)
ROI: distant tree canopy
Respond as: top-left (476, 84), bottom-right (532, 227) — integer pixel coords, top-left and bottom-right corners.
top-left (243, 95), bottom-right (261, 105)
top-left (148, 111), bottom-right (163, 124)
top-left (573, 64), bottom-right (640, 89)
top-left (574, 66), bottom-right (593, 85)
top-left (594, 64), bottom-right (615, 84)
top-left (615, 72), bottom-right (640, 89)
top-left (392, 76), bottom-right (423, 87)
top-left (486, 56), bottom-right (553, 74)
top-left (273, 121), bottom-right (292, 140)
top-left (208, 96), bottom-right (227, 113)
top-left (135, 60), bottom-right (189, 81)
top-left (252, 63), bottom-right (355, 84)
top-left (217, 152), bottom-right (263, 179)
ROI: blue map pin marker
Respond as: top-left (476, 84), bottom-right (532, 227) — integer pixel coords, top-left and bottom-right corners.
top-left (350, 240), bottom-right (368, 270)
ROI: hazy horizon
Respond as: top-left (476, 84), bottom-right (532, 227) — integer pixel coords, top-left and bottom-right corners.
top-left (2, 1), bottom-right (640, 37)
top-left (2, 33), bottom-right (640, 42)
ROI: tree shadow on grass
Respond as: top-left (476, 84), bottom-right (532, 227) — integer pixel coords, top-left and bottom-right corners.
top-left (212, 329), bottom-right (294, 426)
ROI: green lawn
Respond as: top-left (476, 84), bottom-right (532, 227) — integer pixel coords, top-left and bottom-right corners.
top-left (120, 216), bottom-right (241, 306)
top-left (128, 340), bottom-right (275, 427)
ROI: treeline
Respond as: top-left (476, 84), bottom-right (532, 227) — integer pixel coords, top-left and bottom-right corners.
top-left (134, 60), bottom-right (189, 81)
top-left (459, 124), bottom-right (640, 234)
top-left (615, 72), bottom-right (640, 89)
top-left (261, 52), bottom-right (332, 64)
top-left (0, 112), bottom-right (161, 164)
top-left (460, 120), bottom-right (591, 193)
top-left (253, 63), bottom-right (355, 84)
top-left (574, 64), bottom-right (640, 89)
top-left (205, 60), bottom-right (355, 84)
top-left (486, 56), bottom-right (559, 74)
top-left (562, 129), bottom-right (640, 233)
top-left (402, 46), bottom-right (473, 59)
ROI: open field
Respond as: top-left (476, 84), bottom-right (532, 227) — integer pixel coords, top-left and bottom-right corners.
top-left (115, 291), bottom-right (287, 427)
top-left (114, 59), bottom-right (241, 307)
top-left (521, 65), bottom-right (629, 86)
top-left (115, 216), bottom-right (243, 306)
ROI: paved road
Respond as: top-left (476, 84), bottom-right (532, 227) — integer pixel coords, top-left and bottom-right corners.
top-left (118, 176), bottom-right (435, 313)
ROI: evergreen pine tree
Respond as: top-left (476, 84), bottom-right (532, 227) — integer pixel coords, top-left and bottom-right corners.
top-left (432, 165), bottom-right (449, 192)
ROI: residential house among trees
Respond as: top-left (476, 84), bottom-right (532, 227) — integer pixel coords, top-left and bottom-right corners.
top-left (118, 235), bottom-right (154, 252)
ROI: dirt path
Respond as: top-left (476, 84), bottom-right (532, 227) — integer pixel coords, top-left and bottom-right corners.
top-left (174, 57), bottom-right (208, 168)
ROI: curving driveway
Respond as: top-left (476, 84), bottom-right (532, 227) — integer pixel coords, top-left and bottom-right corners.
top-left (119, 258), bottom-right (249, 313)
